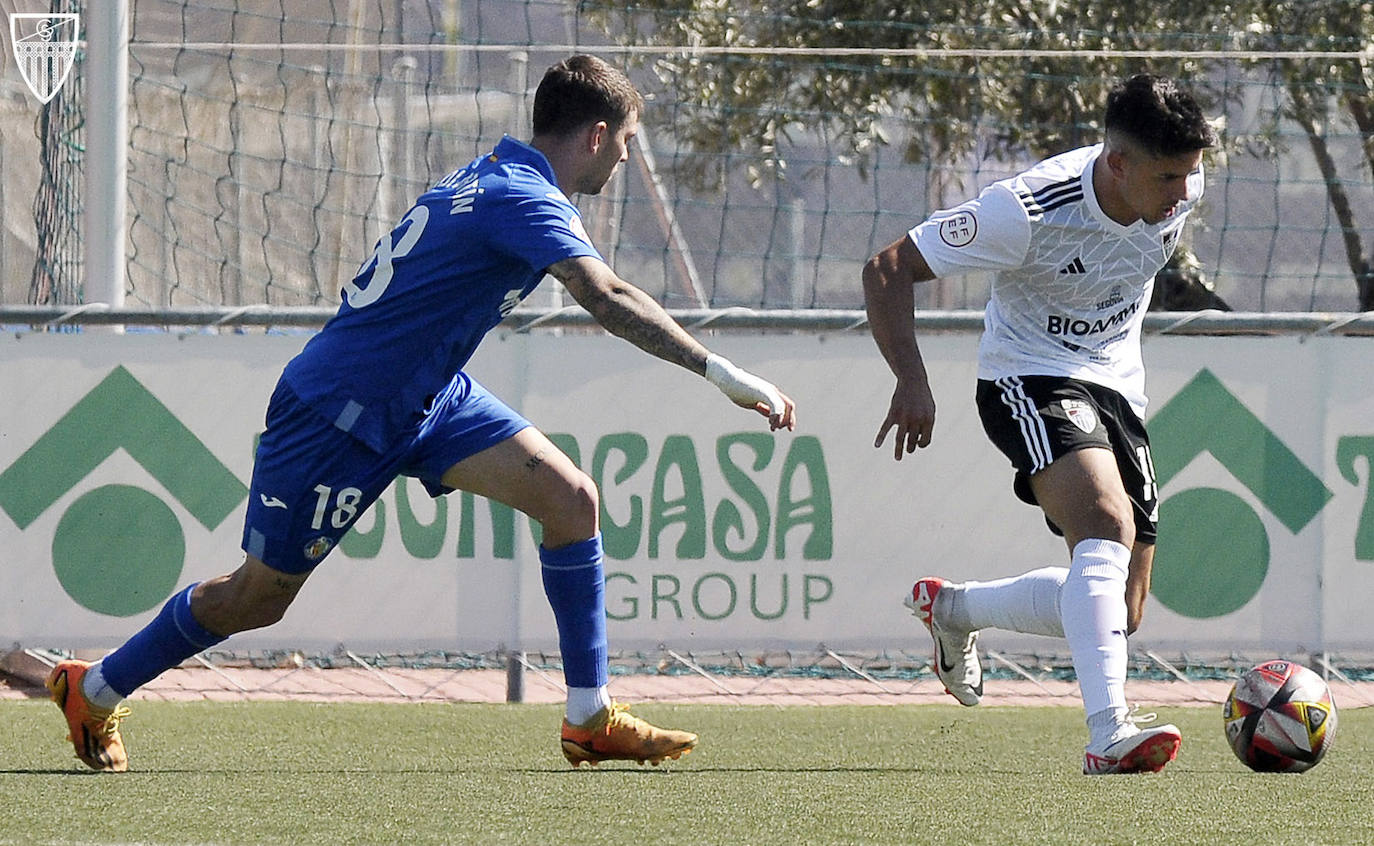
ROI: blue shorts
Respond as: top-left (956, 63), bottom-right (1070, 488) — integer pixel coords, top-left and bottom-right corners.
top-left (241, 372), bottom-right (530, 574)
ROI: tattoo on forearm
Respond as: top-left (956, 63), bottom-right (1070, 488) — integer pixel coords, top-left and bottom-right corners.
top-left (525, 449), bottom-right (547, 471)
top-left (592, 295), bottom-right (698, 370)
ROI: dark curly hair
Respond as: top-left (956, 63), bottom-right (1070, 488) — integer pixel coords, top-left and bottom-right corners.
top-left (1105, 74), bottom-right (1217, 156)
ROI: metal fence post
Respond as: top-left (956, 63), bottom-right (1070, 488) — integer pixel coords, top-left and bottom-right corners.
top-left (84, 0), bottom-right (128, 321)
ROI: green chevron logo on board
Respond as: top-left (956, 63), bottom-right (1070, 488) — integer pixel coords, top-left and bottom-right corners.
top-left (0, 366), bottom-right (247, 616)
top-left (1148, 368), bottom-right (1333, 618)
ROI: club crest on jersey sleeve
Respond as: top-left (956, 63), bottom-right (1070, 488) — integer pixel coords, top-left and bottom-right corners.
top-left (542, 190), bottom-right (595, 248)
top-left (568, 214), bottom-right (594, 247)
top-left (938, 212), bottom-right (977, 247)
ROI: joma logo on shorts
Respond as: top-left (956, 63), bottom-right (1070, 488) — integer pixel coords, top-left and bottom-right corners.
top-left (1046, 301), bottom-right (1138, 337)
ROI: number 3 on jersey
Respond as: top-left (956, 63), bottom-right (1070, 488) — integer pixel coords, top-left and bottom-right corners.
top-left (345, 204), bottom-right (431, 308)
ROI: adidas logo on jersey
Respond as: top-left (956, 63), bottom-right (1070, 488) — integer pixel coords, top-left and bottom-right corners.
top-left (1059, 257), bottom-right (1087, 275)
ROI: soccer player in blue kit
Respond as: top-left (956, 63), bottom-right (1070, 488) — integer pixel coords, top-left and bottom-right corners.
top-left (48, 55), bottom-right (796, 772)
top-left (863, 74), bottom-right (1215, 774)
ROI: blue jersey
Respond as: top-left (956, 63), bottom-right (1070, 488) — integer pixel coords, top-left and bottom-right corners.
top-left (281, 136), bottom-right (602, 451)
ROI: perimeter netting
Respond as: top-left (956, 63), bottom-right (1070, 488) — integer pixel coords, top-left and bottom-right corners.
top-left (1, 2), bottom-right (85, 308)
top-left (10, 645), bottom-right (1374, 707)
top-left (2, 2), bottom-right (1372, 312)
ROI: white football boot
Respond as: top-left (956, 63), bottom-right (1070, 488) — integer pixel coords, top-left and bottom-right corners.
top-left (905, 577), bottom-right (982, 706)
top-left (1082, 711), bottom-right (1181, 775)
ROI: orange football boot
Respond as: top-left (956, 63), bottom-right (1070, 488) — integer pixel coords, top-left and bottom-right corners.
top-left (46, 659), bottom-right (131, 772)
top-left (560, 703), bottom-right (696, 767)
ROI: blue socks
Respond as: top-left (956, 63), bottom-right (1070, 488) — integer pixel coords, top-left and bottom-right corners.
top-left (539, 535), bottom-right (608, 689)
top-left (99, 583), bottom-right (227, 697)
top-left (92, 541), bottom-right (609, 704)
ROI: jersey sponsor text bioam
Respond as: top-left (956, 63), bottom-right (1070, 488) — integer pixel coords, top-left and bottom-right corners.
top-left (1045, 300), bottom-right (1140, 337)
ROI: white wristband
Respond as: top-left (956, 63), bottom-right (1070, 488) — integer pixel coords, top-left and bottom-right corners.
top-left (705, 353), bottom-right (786, 416)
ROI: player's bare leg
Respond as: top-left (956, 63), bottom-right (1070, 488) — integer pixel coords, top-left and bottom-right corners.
top-left (1124, 541), bottom-right (1155, 635)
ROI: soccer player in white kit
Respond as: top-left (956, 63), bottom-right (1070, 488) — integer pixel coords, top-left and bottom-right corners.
top-left (862, 74), bottom-right (1216, 774)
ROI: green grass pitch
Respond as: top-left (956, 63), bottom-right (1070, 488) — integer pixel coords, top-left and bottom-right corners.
top-left (2, 700), bottom-right (1370, 845)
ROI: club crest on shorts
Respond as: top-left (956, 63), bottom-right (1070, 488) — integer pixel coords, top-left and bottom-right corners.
top-left (303, 536), bottom-right (334, 561)
top-left (9, 13), bottom-right (79, 104)
top-left (1061, 399), bottom-right (1098, 433)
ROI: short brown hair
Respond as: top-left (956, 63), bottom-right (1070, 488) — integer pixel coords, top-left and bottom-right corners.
top-left (532, 55), bottom-right (643, 136)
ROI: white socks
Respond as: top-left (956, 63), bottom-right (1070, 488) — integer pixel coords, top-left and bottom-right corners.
top-left (80, 661), bottom-right (126, 711)
top-left (1086, 704), bottom-right (1132, 750)
top-left (935, 538), bottom-right (1132, 737)
top-left (1060, 538), bottom-right (1131, 721)
top-left (566, 685), bottom-right (612, 726)
top-left (945, 567), bottom-right (1068, 637)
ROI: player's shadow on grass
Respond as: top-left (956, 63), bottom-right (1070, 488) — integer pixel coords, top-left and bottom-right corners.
top-left (0, 766), bottom-right (473, 776)
top-left (7, 764), bottom-right (1079, 776)
top-left (518, 765), bottom-right (931, 774)
top-left (1, 768), bottom-right (112, 775)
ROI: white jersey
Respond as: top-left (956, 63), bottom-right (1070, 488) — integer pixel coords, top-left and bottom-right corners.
top-left (910, 144), bottom-right (1203, 418)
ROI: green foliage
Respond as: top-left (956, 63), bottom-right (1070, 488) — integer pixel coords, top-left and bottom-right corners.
top-left (3, 699), bottom-right (1373, 844)
top-left (579, 2), bottom-right (1374, 302)
top-left (580, 2), bottom-right (1235, 183)
top-left (581, 2), bottom-right (1370, 170)
top-left (1225, 2), bottom-right (1374, 299)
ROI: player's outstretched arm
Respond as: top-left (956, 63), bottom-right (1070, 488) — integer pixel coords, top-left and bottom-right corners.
top-left (862, 236), bottom-right (938, 459)
top-left (548, 256), bottom-right (796, 431)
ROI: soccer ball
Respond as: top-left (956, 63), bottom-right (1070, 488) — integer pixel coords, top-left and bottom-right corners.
top-left (1223, 659), bottom-right (1338, 773)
